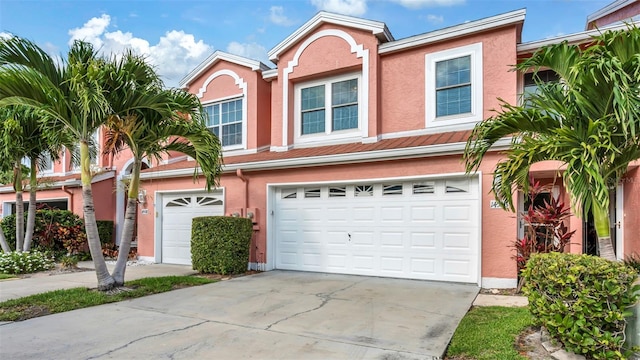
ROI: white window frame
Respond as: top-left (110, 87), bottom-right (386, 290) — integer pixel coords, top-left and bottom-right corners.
top-left (202, 94), bottom-right (247, 151)
top-left (425, 42), bottom-right (483, 129)
top-left (294, 72), bottom-right (364, 145)
top-left (40, 152), bottom-right (54, 174)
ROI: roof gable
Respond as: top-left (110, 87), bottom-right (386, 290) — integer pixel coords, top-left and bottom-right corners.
top-left (268, 11), bottom-right (393, 62)
top-left (180, 51), bottom-right (271, 88)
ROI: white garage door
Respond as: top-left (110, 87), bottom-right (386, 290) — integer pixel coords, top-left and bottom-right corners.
top-left (274, 177), bottom-right (479, 283)
top-left (161, 191), bottom-right (224, 265)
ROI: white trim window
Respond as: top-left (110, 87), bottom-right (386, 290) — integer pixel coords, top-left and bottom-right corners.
top-left (40, 152), bottom-right (53, 174)
top-left (72, 130), bottom-right (100, 171)
top-left (204, 97), bottom-right (245, 150)
top-left (294, 73), bottom-right (362, 144)
top-left (425, 42), bottom-right (483, 129)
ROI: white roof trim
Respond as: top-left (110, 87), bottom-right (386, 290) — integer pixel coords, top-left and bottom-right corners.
top-left (268, 11), bottom-right (393, 62)
top-left (518, 21), bottom-right (638, 53)
top-left (179, 51), bottom-right (271, 88)
top-left (0, 171), bottom-right (115, 194)
top-left (379, 9), bottom-right (525, 55)
top-left (139, 138), bottom-right (512, 180)
top-left (586, 0), bottom-right (637, 29)
top-left (262, 68), bottom-right (278, 80)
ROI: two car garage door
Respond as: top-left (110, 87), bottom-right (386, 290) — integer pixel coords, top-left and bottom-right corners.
top-left (274, 177), bottom-right (480, 283)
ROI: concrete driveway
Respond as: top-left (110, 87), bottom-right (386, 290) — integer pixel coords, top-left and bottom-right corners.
top-left (0, 271), bottom-right (478, 359)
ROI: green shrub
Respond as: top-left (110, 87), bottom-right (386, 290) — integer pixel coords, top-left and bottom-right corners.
top-left (191, 216), bottom-right (252, 275)
top-left (0, 210), bottom-right (84, 252)
top-left (60, 254), bottom-right (79, 269)
top-left (96, 220), bottom-right (114, 245)
top-left (523, 253), bottom-right (640, 359)
top-left (0, 250), bottom-right (55, 274)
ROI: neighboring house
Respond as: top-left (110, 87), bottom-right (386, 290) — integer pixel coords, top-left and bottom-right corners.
top-left (1, 1), bottom-right (638, 289)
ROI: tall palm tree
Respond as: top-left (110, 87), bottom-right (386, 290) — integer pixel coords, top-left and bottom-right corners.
top-left (0, 37), bottom-right (115, 289)
top-left (102, 52), bottom-right (222, 285)
top-left (464, 26), bottom-right (640, 261)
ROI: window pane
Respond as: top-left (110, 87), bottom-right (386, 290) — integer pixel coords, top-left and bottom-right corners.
top-left (436, 85), bottom-right (471, 117)
top-left (436, 56), bottom-right (471, 88)
top-left (332, 79), bottom-right (357, 106)
top-left (302, 110), bottom-right (325, 134)
top-left (222, 123), bottom-right (242, 146)
top-left (222, 99), bottom-right (242, 124)
top-left (332, 104), bottom-right (358, 131)
top-left (301, 85), bottom-right (325, 111)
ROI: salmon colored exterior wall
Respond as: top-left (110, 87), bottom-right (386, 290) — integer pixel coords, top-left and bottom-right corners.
top-left (588, 1), bottom-right (640, 29)
top-left (380, 26), bottom-right (518, 134)
top-left (623, 167), bottom-right (640, 256)
top-left (137, 152), bottom-right (519, 280)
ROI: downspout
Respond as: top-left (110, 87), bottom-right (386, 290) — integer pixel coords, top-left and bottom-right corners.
top-left (61, 185), bottom-right (73, 212)
top-left (236, 169), bottom-right (255, 270)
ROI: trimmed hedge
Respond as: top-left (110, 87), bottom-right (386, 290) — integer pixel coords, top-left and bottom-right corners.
top-left (191, 216), bottom-right (252, 275)
top-left (96, 220), bottom-right (114, 244)
top-left (523, 253), bottom-right (640, 359)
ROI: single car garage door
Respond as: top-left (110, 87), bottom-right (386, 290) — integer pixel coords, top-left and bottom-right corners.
top-left (274, 177), bottom-right (479, 283)
top-left (161, 191), bottom-right (224, 265)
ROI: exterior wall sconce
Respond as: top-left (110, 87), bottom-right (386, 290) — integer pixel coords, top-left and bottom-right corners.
top-left (137, 189), bottom-right (147, 204)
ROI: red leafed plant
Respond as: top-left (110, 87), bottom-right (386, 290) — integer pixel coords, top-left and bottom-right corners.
top-left (514, 178), bottom-right (576, 289)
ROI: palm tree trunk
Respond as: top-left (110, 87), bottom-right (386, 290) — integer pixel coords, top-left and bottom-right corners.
top-left (23, 157), bottom-right (37, 251)
top-left (0, 226), bottom-right (10, 253)
top-left (112, 159), bottom-right (141, 285)
top-left (593, 202), bottom-right (616, 261)
top-left (14, 163), bottom-right (24, 252)
top-left (80, 142), bottom-right (115, 291)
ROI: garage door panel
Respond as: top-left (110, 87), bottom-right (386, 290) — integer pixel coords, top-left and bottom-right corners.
top-left (274, 177), bottom-right (479, 283)
top-left (161, 191), bottom-right (224, 265)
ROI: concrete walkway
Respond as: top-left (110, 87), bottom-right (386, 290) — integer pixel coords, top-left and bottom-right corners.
top-left (0, 261), bottom-right (196, 302)
top-left (0, 271), bottom-right (479, 359)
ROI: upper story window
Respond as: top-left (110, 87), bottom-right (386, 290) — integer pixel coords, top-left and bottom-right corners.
top-left (204, 97), bottom-right (244, 149)
top-left (425, 42), bottom-right (483, 129)
top-left (522, 70), bottom-right (559, 106)
top-left (294, 73), bottom-right (362, 144)
top-left (436, 56), bottom-right (471, 117)
top-left (40, 153), bottom-right (53, 174)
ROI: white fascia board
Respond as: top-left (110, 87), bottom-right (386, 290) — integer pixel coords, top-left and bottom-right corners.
top-left (517, 21), bottom-right (639, 54)
top-left (139, 138), bottom-right (512, 180)
top-left (179, 50), bottom-right (272, 88)
top-left (262, 68), bottom-right (278, 80)
top-left (586, 0), bottom-right (636, 29)
top-left (268, 11), bottom-right (393, 62)
top-left (379, 9), bottom-right (526, 55)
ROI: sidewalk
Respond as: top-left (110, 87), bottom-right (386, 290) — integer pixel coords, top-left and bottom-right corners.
top-left (0, 261), bottom-right (196, 302)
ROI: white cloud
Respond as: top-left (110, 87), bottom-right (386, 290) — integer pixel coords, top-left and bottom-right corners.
top-left (311, 0), bottom-right (367, 16)
top-left (226, 41), bottom-right (272, 66)
top-left (66, 14), bottom-right (213, 87)
top-left (390, 0), bottom-right (464, 9)
top-left (68, 14), bottom-right (111, 48)
top-left (425, 14), bottom-right (444, 24)
top-left (270, 6), bottom-right (295, 26)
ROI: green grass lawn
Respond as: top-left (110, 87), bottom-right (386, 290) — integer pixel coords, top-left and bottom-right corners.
top-left (446, 306), bottom-right (534, 360)
top-left (0, 275), bottom-right (215, 322)
top-left (0, 273), bottom-right (16, 280)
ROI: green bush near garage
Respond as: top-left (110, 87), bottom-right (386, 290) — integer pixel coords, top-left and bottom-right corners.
top-left (191, 216), bottom-right (253, 275)
top-left (522, 252), bottom-right (640, 359)
top-left (96, 220), bottom-right (114, 245)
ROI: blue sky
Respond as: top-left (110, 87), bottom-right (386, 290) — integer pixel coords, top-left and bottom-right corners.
top-left (0, 0), bottom-right (612, 87)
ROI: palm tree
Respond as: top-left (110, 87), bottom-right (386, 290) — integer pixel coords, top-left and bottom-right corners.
top-left (0, 106), bottom-right (66, 252)
top-left (101, 52), bottom-right (222, 285)
top-left (464, 26), bottom-right (640, 261)
top-left (0, 37), bottom-right (115, 289)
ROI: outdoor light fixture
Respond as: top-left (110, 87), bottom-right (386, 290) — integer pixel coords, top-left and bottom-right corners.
top-left (137, 189), bottom-right (147, 204)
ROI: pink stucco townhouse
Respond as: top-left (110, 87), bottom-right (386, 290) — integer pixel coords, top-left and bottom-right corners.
top-left (1, 0), bottom-right (638, 289)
